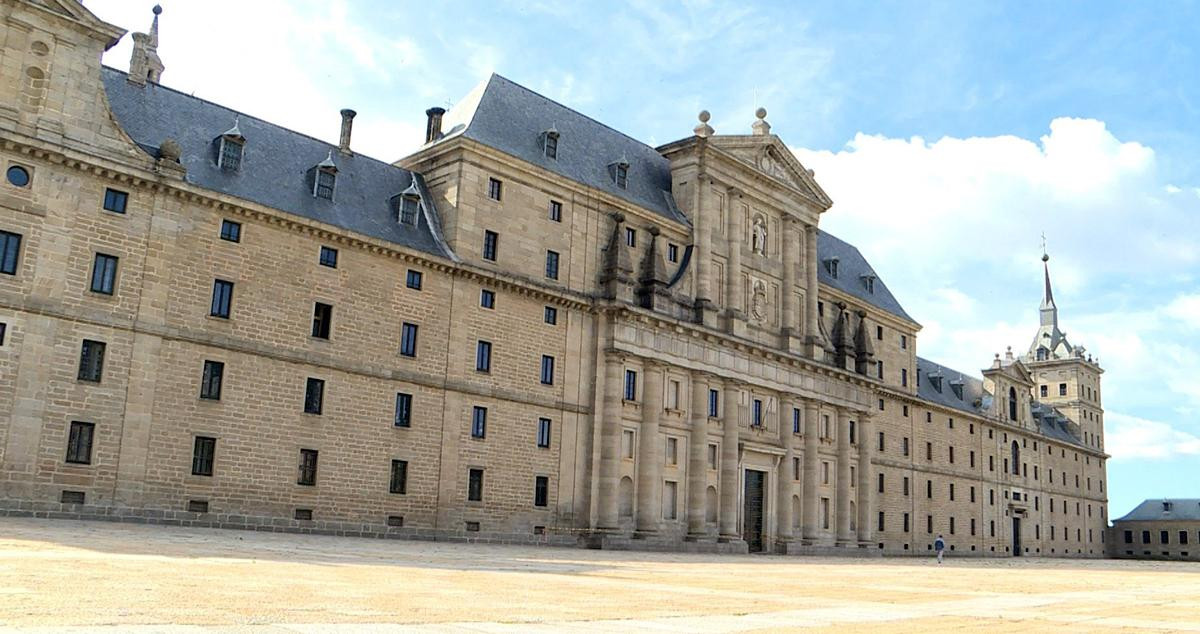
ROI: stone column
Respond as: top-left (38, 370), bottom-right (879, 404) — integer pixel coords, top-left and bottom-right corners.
top-left (724, 187), bottom-right (744, 329)
top-left (635, 360), bottom-right (664, 537)
top-left (694, 176), bottom-right (712, 305)
top-left (719, 383), bottom-right (742, 541)
top-left (686, 371), bottom-right (710, 539)
top-left (835, 408), bottom-right (854, 546)
top-left (596, 355), bottom-right (624, 530)
top-left (781, 218), bottom-right (799, 349)
top-left (857, 412), bottom-right (874, 545)
top-left (803, 224), bottom-right (824, 361)
top-left (775, 396), bottom-right (796, 547)
top-left (801, 399), bottom-right (821, 543)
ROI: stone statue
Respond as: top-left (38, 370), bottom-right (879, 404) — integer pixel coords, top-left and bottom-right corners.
top-left (751, 215), bottom-right (767, 255)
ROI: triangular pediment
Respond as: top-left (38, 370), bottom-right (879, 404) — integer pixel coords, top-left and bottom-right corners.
top-left (707, 136), bottom-right (833, 209)
top-left (23, 0), bottom-right (125, 50)
top-left (984, 358), bottom-right (1034, 386)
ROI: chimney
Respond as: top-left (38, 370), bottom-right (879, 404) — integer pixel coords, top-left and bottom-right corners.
top-left (338, 109), bottom-right (356, 155)
top-left (425, 107), bottom-right (446, 144)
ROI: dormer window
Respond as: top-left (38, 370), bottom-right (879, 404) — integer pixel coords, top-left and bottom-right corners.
top-left (312, 151), bottom-right (337, 201)
top-left (216, 118), bottom-right (245, 171)
top-left (1163, 501), bottom-right (1173, 512)
top-left (950, 380), bottom-right (964, 400)
top-left (929, 372), bottom-right (943, 393)
top-left (862, 274), bottom-right (876, 293)
top-left (541, 128), bottom-right (559, 159)
top-left (824, 257), bottom-right (840, 278)
top-left (610, 159), bottom-right (629, 189)
top-left (399, 195), bottom-right (419, 225)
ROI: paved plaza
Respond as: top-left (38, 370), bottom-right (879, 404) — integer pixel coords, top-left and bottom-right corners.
top-left (0, 518), bottom-right (1196, 632)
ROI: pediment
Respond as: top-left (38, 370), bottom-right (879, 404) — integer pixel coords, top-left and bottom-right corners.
top-left (708, 136), bottom-right (833, 210)
top-left (23, 0), bottom-right (125, 49)
top-left (985, 358), bottom-right (1035, 386)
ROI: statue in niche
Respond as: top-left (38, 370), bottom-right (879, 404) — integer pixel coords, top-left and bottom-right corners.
top-left (750, 279), bottom-right (768, 322)
top-left (751, 215), bottom-right (767, 255)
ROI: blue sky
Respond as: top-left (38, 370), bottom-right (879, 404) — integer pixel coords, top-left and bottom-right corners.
top-left (87, 1), bottom-right (1200, 518)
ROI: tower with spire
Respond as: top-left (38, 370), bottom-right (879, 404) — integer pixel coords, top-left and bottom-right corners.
top-left (1022, 248), bottom-right (1106, 452)
top-left (128, 5), bottom-right (164, 86)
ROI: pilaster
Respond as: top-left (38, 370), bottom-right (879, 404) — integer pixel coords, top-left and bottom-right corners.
top-left (634, 360), bottom-right (664, 537)
top-left (835, 408), bottom-right (854, 546)
top-left (856, 412), bottom-right (874, 546)
top-left (801, 399), bottom-right (821, 544)
top-left (686, 371), bottom-right (711, 540)
top-left (718, 383), bottom-right (743, 543)
top-left (595, 354), bottom-right (625, 531)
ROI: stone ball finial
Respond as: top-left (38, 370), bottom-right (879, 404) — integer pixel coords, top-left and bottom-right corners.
top-left (1042, 253), bottom-right (1050, 262)
top-left (152, 4), bottom-right (163, 15)
top-left (698, 110), bottom-right (711, 123)
top-left (647, 226), bottom-right (661, 236)
top-left (159, 138), bottom-right (181, 161)
top-left (755, 107), bottom-right (767, 120)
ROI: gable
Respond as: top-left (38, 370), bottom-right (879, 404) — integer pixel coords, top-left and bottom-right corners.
top-left (708, 136), bottom-right (833, 209)
top-left (22, 0), bottom-right (124, 49)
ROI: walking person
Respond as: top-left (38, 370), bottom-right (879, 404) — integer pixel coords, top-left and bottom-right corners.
top-left (934, 534), bottom-right (946, 564)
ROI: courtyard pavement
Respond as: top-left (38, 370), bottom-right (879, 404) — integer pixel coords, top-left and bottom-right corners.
top-left (0, 518), bottom-right (1196, 632)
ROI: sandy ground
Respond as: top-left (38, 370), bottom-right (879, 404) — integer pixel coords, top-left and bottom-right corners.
top-left (0, 518), bottom-right (1196, 632)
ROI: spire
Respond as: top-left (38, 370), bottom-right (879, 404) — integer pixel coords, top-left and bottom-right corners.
top-left (1040, 252), bottom-right (1057, 328)
top-left (128, 5), bottom-right (165, 86)
top-left (149, 4), bottom-right (160, 48)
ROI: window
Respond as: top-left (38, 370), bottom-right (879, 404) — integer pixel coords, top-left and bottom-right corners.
top-left (877, 473), bottom-right (885, 493)
top-left (614, 162), bottom-right (629, 189)
top-left (1059, 383), bottom-right (1067, 396)
top-left (319, 246), bottom-right (338, 268)
top-left (878, 432), bottom-right (885, 452)
top-left (625, 227), bottom-right (637, 247)
top-left (752, 399), bottom-right (763, 427)
top-left (794, 408), bottom-right (802, 434)
top-left (821, 415), bottom-right (830, 439)
top-left (545, 250), bottom-right (560, 279)
top-left (668, 244), bottom-right (678, 263)
top-left (1011, 441), bottom-right (1021, 475)
top-left (537, 417), bottom-right (552, 448)
top-left (544, 306), bottom-right (558, 325)
top-left (471, 406), bottom-right (487, 438)
top-left (1141, 530), bottom-right (1150, 544)
top-left (6, 165), bottom-right (30, 187)
top-left (200, 360), bottom-right (224, 400)
top-left (549, 200), bottom-right (562, 222)
top-left (0, 230), bottom-right (21, 275)
top-left (822, 462), bottom-right (830, 484)
top-left (210, 279), bottom-right (233, 318)
top-left (949, 446), bottom-right (955, 464)
top-left (218, 137), bottom-right (243, 170)
top-left (1181, 531), bottom-right (1190, 545)
top-left (394, 393), bottom-right (412, 427)
top-left (902, 437), bottom-right (909, 456)
top-left (406, 269), bottom-right (423, 290)
top-left (298, 449), bottom-right (319, 485)
top-left (949, 483), bottom-right (955, 500)
top-left (1040, 385), bottom-right (1048, 398)
top-left (926, 480), bottom-right (932, 499)
top-left (901, 368), bottom-right (908, 387)
top-left (927, 515), bottom-right (933, 534)
top-left (1123, 530), bottom-right (1133, 544)
top-left (192, 436), bottom-right (216, 476)
top-left (1161, 530), bottom-right (1170, 545)
top-left (103, 188), bottom-right (128, 214)
top-left (624, 370), bottom-right (637, 401)
top-left (850, 420), bottom-right (856, 444)
top-left (219, 219), bottom-right (241, 242)
top-left (876, 360), bottom-right (884, 379)
top-left (304, 378), bottom-right (324, 414)
top-left (483, 230), bottom-right (498, 261)
top-left (925, 442), bottom-right (932, 461)
top-left (535, 475), bottom-right (549, 507)
top-left (541, 355), bottom-right (555, 385)
top-left (793, 457), bottom-right (801, 480)
top-left (900, 334), bottom-right (907, 349)
top-left (475, 340), bottom-right (492, 372)
top-left (903, 513), bottom-right (910, 533)
top-left (666, 437), bottom-right (678, 465)
top-left (90, 253), bottom-right (118, 294)
top-left (876, 325), bottom-right (883, 340)
top-left (487, 177), bottom-right (502, 201)
top-left (390, 459), bottom-right (408, 494)
top-left (315, 169), bottom-right (336, 200)
top-left (399, 195), bottom-right (420, 225)
top-left (468, 468), bottom-right (484, 501)
top-left (77, 339), bottom-right (106, 382)
top-left (1008, 387), bottom-right (1018, 421)
top-left (65, 421), bottom-right (94, 465)
top-left (0, 322), bottom-right (6, 346)
top-left (667, 379), bottom-right (681, 409)
top-left (400, 323), bottom-right (418, 357)
top-left (311, 302), bottom-right (332, 339)
top-left (709, 389), bottom-right (720, 418)
top-left (708, 443), bottom-right (718, 469)
top-left (903, 477), bottom-right (909, 496)
top-left (480, 289), bottom-right (495, 309)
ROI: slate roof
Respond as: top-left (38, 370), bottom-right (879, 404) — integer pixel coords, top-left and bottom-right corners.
top-left (432, 73), bottom-right (689, 226)
top-left (817, 231), bottom-right (916, 324)
top-left (101, 67), bottom-right (455, 260)
top-left (1115, 499), bottom-right (1200, 522)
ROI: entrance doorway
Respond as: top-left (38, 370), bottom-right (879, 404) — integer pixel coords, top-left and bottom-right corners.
top-left (1012, 517), bottom-right (1022, 556)
top-left (743, 470), bottom-right (765, 552)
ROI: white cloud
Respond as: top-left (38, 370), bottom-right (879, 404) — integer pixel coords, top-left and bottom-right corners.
top-left (1106, 412), bottom-right (1200, 460)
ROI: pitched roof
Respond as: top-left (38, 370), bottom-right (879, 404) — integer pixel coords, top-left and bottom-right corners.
top-left (817, 231), bottom-right (916, 324)
top-left (1115, 499), bottom-right (1200, 522)
top-left (433, 74), bottom-right (688, 226)
top-left (101, 67), bottom-right (455, 260)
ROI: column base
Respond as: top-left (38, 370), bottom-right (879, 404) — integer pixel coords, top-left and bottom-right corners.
top-left (632, 529), bottom-right (659, 540)
top-left (695, 298), bottom-right (719, 329)
top-left (803, 337), bottom-right (826, 362)
top-left (782, 328), bottom-right (805, 355)
top-left (836, 538), bottom-right (858, 548)
top-left (685, 533), bottom-right (715, 543)
top-left (723, 310), bottom-right (746, 337)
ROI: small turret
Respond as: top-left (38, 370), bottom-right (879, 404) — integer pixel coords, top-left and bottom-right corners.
top-left (128, 5), bottom-right (165, 86)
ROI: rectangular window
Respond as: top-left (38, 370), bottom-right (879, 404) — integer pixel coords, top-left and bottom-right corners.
top-left (487, 177), bottom-right (502, 201)
top-left (77, 339), bottom-right (106, 382)
top-left (663, 480), bottom-right (677, 519)
top-left (877, 360), bottom-right (884, 379)
top-left (471, 406), bottom-right (487, 438)
top-left (544, 306), bottom-right (558, 325)
top-left (304, 377), bottom-right (324, 414)
top-left (1040, 385), bottom-right (1048, 397)
top-left (1181, 531), bottom-right (1189, 545)
top-left (541, 355), bottom-right (555, 385)
top-left (535, 475), bottom-right (549, 507)
top-left (878, 431), bottom-right (885, 452)
top-left (65, 421), bottom-right (94, 464)
top-left (311, 302), bottom-right (333, 339)
top-left (752, 398), bottom-right (763, 427)
top-left (0, 322), bottom-right (6, 346)
top-left (903, 512), bottom-right (910, 533)
top-left (400, 322), bottom-right (418, 357)
top-left (537, 417), bottom-right (552, 448)
top-left (394, 392), bottom-right (412, 427)
top-left (793, 408), bottom-right (802, 434)
top-left (624, 369), bottom-right (637, 401)
top-left (927, 515), bottom-right (933, 534)
top-left (878, 511), bottom-right (885, 532)
top-left (298, 449), bottom-right (318, 486)
top-left (822, 461), bottom-right (830, 485)
top-left (900, 334), bottom-right (907, 349)
top-left (1123, 530), bottom-right (1133, 544)
top-left (220, 219), bottom-right (241, 242)
top-left (549, 200), bottom-right (562, 222)
top-left (949, 483), bottom-right (956, 500)
top-left (926, 442), bottom-right (932, 461)
top-left (200, 360), bottom-right (224, 400)
top-left (476, 340), bottom-right (492, 372)
top-left (876, 325), bottom-right (883, 340)
top-left (210, 279), bottom-right (233, 318)
top-left (877, 472), bottom-right (885, 493)
top-left (903, 437), bottom-right (909, 456)
top-left (483, 230), bottom-right (498, 261)
top-left (1141, 530), bottom-right (1150, 544)
top-left (0, 230), bottom-right (22, 275)
top-left (315, 170), bottom-right (335, 200)
top-left (949, 446), bottom-right (955, 463)
top-left (709, 389), bottom-right (720, 418)
top-left (319, 246), bottom-right (338, 268)
top-left (625, 227), bottom-right (637, 247)
top-left (468, 468), bottom-right (484, 501)
top-left (406, 269), bottom-right (423, 290)
top-left (665, 437), bottom-right (678, 465)
top-left (901, 368), bottom-right (908, 387)
top-left (103, 187), bottom-right (128, 214)
top-left (821, 498), bottom-right (830, 529)
top-left (545, 250), bottom-right (560, 280)
top-left (1161, 530), bottom-right (1170, 545)
top-left (667, 379), bottom-right (681, 409)
top-left (1059, 383), bottom-right (1067, 396)
top-left (390, 459), bottom-right (408, 494)
top-left (708, 443), bottom-right (718, 470)
top-left (90, 253), bottom-right (118, 294)
top-left (903, 476), bottom-right (909, 496)
top-left (192, 436), bottom-right (216, 476)
top-left (480, 289), bottom-right (495, 309)
top-left (926, 479), bottom-right (932, 499)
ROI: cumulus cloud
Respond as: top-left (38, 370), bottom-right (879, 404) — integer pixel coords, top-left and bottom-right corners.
top-left (1106, 412), bottom-right (1200, 460)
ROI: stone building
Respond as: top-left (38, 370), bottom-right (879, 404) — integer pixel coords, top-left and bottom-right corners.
top-left (0, 1), bottom-right (1109, 556)
top-left (1109, 499), bottom-right (1200, 561)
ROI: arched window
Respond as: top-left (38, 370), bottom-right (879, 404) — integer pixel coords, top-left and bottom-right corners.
top-left (1011, 440), bottom-right (1021, 475)
top-left (1008, 386), bottom-right (1018, 421)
